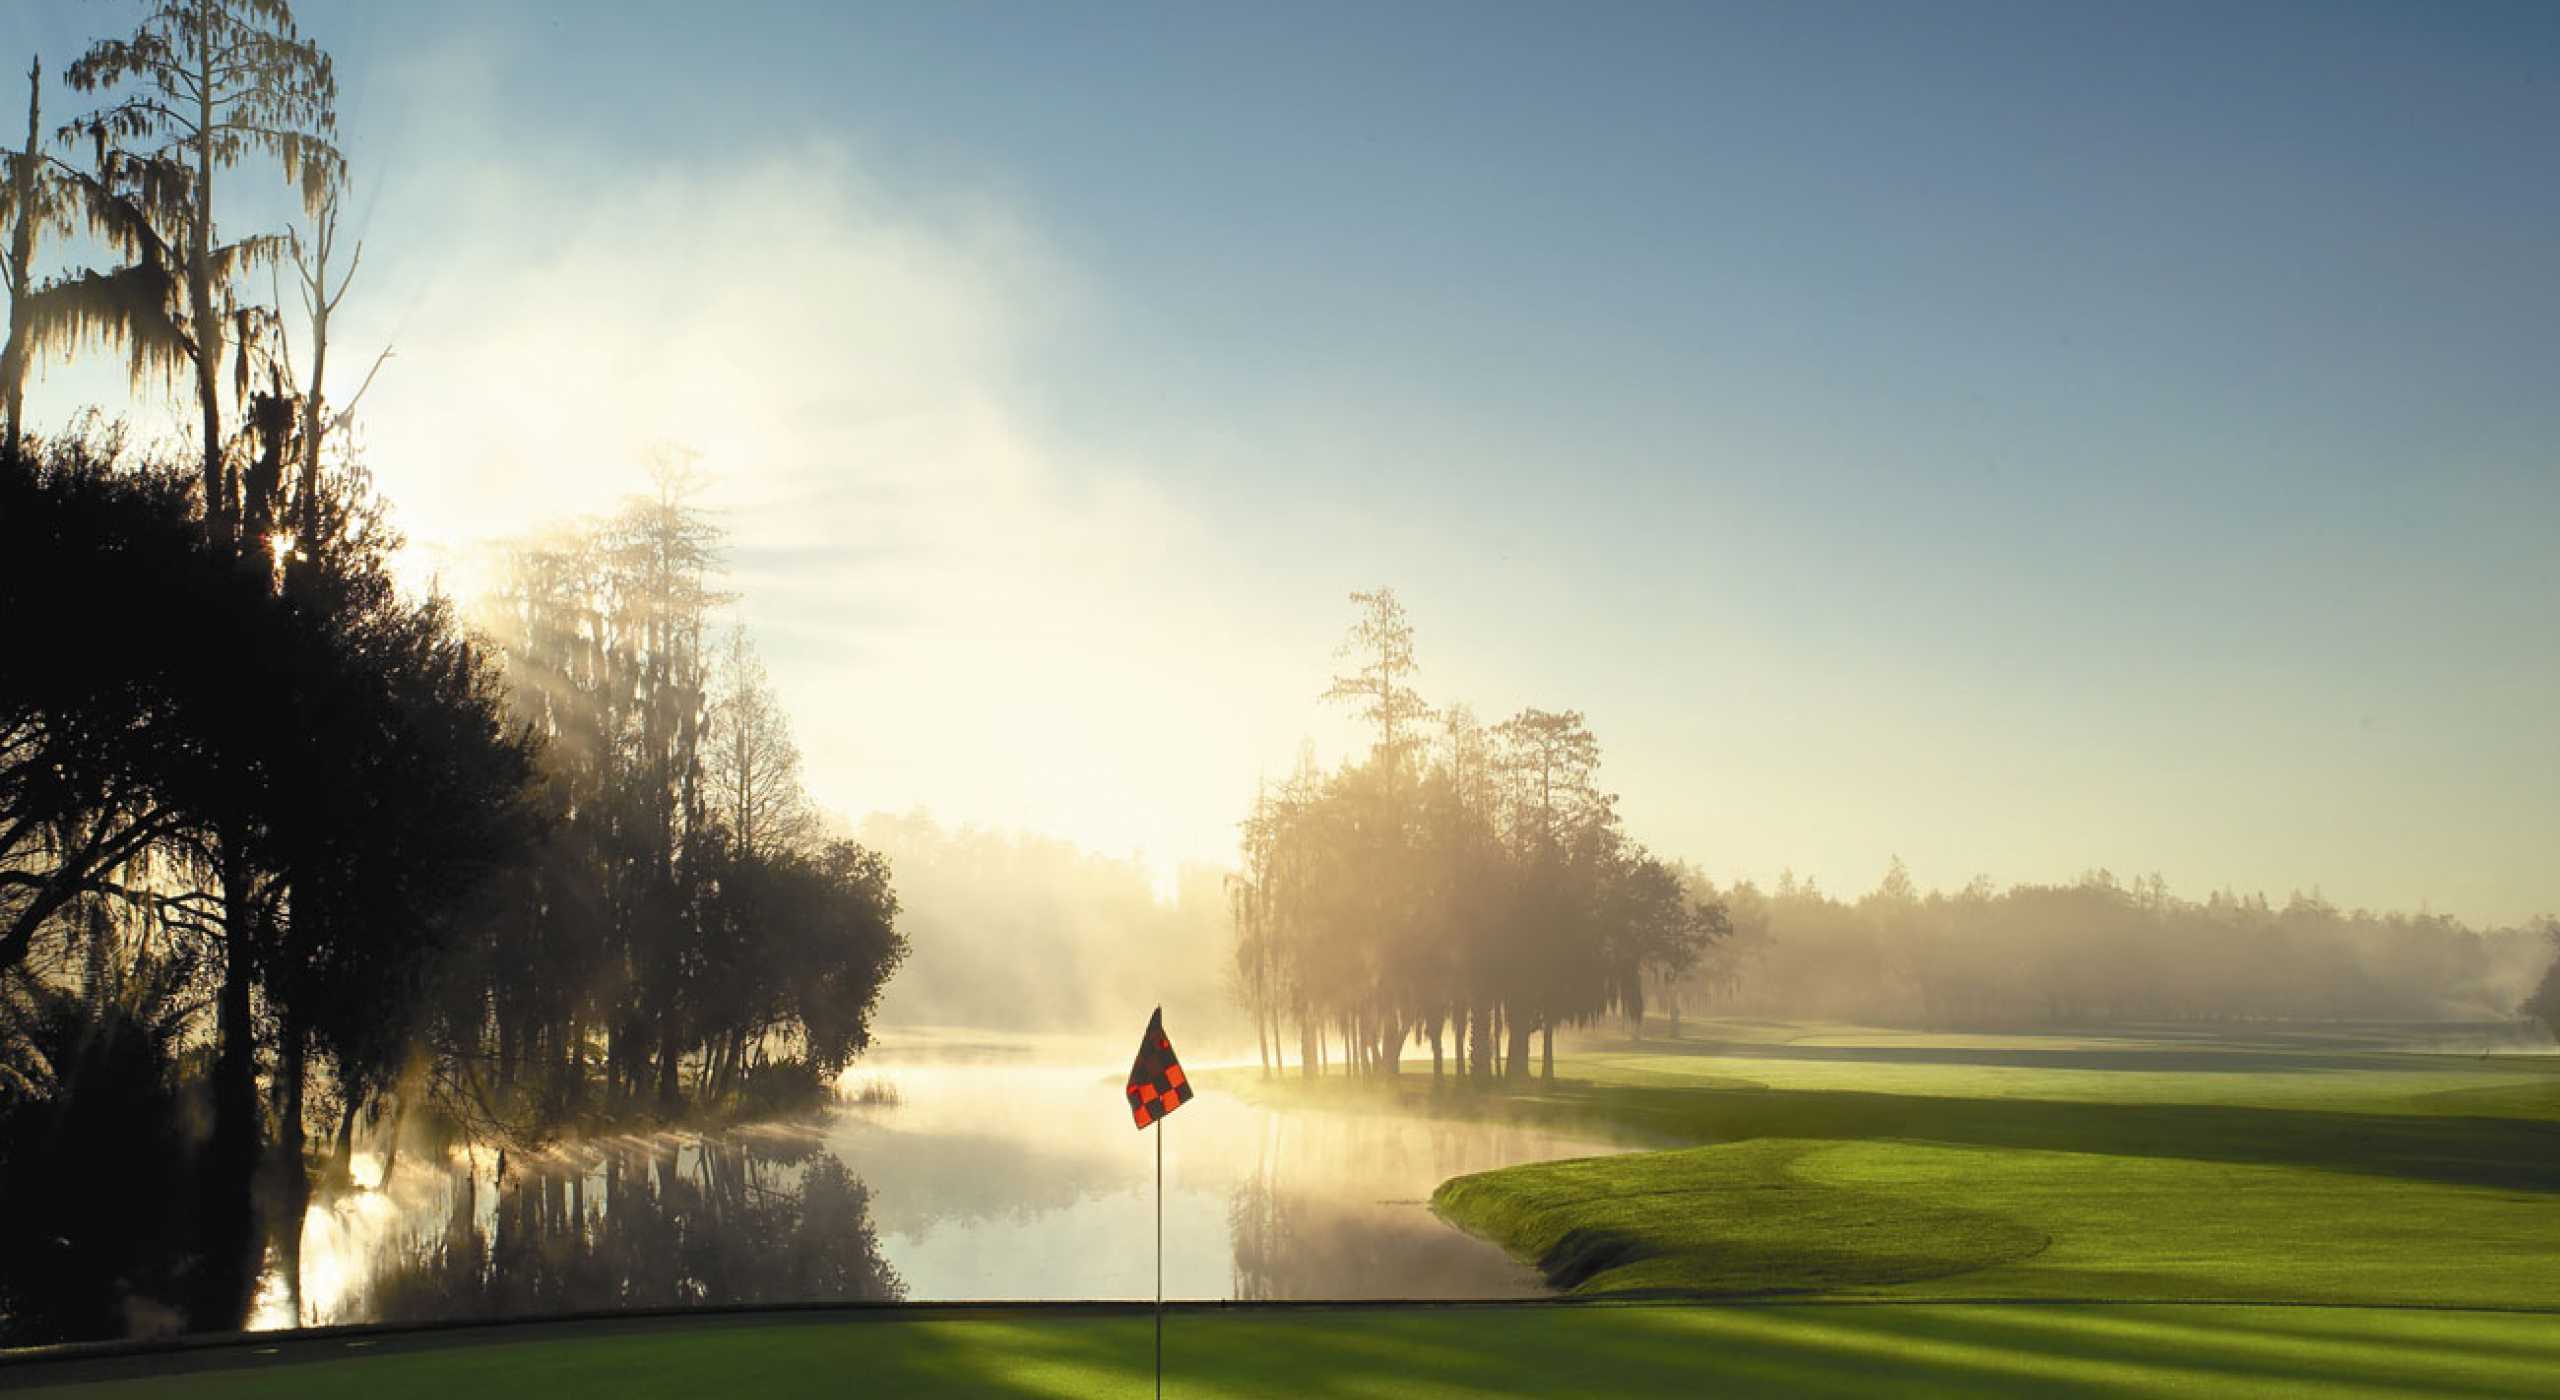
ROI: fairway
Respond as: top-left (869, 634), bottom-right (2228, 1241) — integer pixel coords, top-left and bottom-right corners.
top-left (9, 1302), bottom-right (2560, 1399)
top-left (1318, 1022), bottom-right (2560, 1308)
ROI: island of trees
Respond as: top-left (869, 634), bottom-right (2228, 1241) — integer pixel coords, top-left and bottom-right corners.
top-left (1230, 589), bottom-right (1729, 1082)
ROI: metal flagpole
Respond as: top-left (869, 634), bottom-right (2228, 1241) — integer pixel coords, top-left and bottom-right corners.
top-left (1155, 1116), bottom-right (1164, 1400)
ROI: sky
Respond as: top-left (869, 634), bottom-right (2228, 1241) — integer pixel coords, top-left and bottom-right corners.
top-left (7, 1), bottom-right (2556, 923)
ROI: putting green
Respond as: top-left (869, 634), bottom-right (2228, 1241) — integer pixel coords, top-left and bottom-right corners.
top-left (1251, 1022), bottom-right (2560, 1306)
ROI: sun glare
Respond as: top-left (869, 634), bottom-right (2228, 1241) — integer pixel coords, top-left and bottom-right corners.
top-left (6, 2), bottom-right (2555, 1377)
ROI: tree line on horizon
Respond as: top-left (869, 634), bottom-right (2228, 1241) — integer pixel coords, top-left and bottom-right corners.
top-left (1233, 593), bottom-right (2560, 1072)
top-left (0, 2), bottom-right (906, 1346)
top-left (1662, 861), bottom-right (2554, 1032)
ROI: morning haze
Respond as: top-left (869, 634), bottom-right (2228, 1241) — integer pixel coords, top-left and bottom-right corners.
top-left (2, 2), bottom-right (2556, 1394)
top-left (10, 0), bottom-right (2553, 924)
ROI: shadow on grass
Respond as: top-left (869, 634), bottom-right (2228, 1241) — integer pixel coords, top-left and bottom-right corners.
top-left (864, 1303), bottom-right (2560, 1399)
top-left (14, 1303), bottom-right (2559, 1398)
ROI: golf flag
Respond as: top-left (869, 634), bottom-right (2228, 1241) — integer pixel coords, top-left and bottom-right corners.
top-left (1130, 1009), bottom-right (1185, 1398)
top-left (1126, 1007), bottom-right (1192, 1129)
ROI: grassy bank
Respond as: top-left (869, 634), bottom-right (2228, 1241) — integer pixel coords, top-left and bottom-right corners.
top-left (1248, 1021), bottom-right (2560, 1306)
top-left (12, 1302), bottom-right (2560, 1399)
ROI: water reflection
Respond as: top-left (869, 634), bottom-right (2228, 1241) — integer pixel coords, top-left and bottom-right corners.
top-left (821, 1038), bottom-right (1614, 1303)
top-left (1227, 1113), bottom-right (1580, 1300)
top-left (264, 1130), bottom-right (900, 1328)
top-left (251, 1034), bottom-right (1621, 1329)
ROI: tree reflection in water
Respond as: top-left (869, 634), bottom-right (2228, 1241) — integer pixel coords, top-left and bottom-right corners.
top-left (352, 1132), bottom-right (901, 1323)
top-left (1225, 1112), bottom-right (1547, 1301)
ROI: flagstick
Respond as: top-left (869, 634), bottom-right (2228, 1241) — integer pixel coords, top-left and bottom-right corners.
top-left (1155, 1114), bottom-right (1164, 1400)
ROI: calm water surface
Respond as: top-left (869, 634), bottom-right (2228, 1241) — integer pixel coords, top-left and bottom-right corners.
top-left (252, 1033), bottom-right (1624, 1328)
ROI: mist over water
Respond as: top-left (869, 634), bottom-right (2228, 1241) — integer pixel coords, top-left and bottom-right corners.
top-left (4, 0), bottom-right (2555, 1373)
top-left (250, 1027), bottom-right (1622, 1329)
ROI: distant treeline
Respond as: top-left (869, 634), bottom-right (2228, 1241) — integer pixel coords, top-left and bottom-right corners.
top-left (1674, 864), bottom-right (2556, 1030)
top-left (1226, 592), bottom-right (2559, 1079)
top-left (1230, 590), bottom-right (1724, 1082)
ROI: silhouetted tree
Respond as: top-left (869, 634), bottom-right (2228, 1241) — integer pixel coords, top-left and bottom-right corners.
top-left (64, 0), bottom-right (342, 549)
top-left (281, 184), bottom-right (386, 576)
top-left (0, 960), bottom-right (202, 1345)
top-left (1, 58), bottom-right (57, 456)
top-left (0, 438), bottom-right (234, 981)
top-left (2, 432), bottom-right (538, 1332)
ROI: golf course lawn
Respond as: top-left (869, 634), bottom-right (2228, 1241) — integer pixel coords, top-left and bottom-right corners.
top-left (10, 1021), bottom-right (2556, 1396)
top-left (12, 1303), bottom-right (2560, 1399)
top-left (1262, 1021), bottom-right (2560, 1307)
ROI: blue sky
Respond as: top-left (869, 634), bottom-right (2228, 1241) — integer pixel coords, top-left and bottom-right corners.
top-left (9, 1), bottom-right (2556, 921)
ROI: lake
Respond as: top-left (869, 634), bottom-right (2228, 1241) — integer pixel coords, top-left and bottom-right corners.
top-left (250, 1031), bottom-right (1624, 1329)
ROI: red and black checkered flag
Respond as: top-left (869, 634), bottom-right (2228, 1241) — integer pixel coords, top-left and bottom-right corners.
top-left (1126, 1007), bottom-right (1192, 1129)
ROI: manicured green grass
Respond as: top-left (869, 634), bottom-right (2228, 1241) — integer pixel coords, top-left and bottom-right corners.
top-left (16, 1021), bottom-right (2552, 1397)
top-left (1436, 1135), bottom-right (2560, 1304)
top-left (16, 1303), bottom-right (2560, 1399)
top-left (1252, 1021), bottom-right (2560, 1307)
